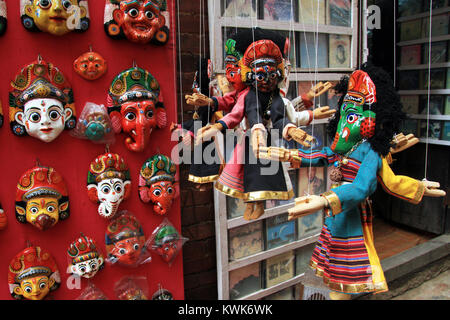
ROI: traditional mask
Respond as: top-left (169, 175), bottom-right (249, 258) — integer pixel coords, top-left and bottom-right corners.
top-left (139, 154), bottom-right (177, 216)
top-left (15, 165), bottom-right (69, 231)
top-left (21, 0), bottom-right (89, 36)
top-left (77, 283), bottom-right (108, 300)
top-left (107, 66), bottom-right (167, 152)
top-left (87, 153), bottom-right (131, 219)
top-left (9, 58), bottom-right (76, 143)
top-left (0, 0), bottom-right (7, 36)
top-left (8, 245), bottom-right (60, 300)
top-left (104, 0), bottom-right (169, 45)
top-left (115, 276), bottom-right (148, 300)
top-left (224, 38), bottom-right (245, 92)
top-left (105, 212), bottom-right (148, 267)
top-left (331, 70), bottom-right (377, 154)
top-left (74, 50), bottom-right (108, 81)
top-left (241, 39), bottom-right (284, 93)
top-left (71, 102), bottom-right (115, 144)
top-left (152, 284), bottom-right (173, 300)
top-left (0, 205), bottom-right (7, 231)
top-left (67, 234), bottom-right (104, 279)
top-left (150, 219), bottom-right (186, 265)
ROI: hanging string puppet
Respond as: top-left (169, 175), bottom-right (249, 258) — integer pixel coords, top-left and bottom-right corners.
top-left (260, 64), bottom-right (446, 298)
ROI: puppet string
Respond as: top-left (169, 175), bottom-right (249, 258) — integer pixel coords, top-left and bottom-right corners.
top-left (424, 2), bottom-right (433, 181)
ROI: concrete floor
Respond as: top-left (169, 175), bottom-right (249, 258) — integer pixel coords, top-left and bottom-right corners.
top-left (393, 269), bottom-right (450, 300)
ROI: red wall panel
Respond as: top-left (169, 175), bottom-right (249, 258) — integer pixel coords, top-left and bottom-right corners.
top-left (0, 0), bottom-right (184, 300)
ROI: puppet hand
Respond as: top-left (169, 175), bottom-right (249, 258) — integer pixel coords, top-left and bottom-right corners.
top-left (258, 147), bottom-right (299, 162)
top-left (288, 195), bottom-right (327, 220)
top-left (312, 106), bottom-right (336, 120)
top-left (288, 127), bottom-right (314, 147)
top-left (195, 123), bottom-right (223, 146)
top-left (185, 93), bottom-right (214, 106)
top-left (422, 180), bottom-right (446, 197)
top-left (390, 133), bottom-right (419, 154)
top-left (306, 82), bottom-right (333, 100)
top-left (251, 128), bottom-right (267, 156)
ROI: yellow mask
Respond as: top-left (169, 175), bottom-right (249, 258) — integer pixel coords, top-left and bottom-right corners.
top-left (24, 197), bottom-right (60, 231)
top-left (16, 275), bottom-right (54, 301)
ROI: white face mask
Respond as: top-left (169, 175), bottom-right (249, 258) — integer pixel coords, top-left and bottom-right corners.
top-left (71, 257), bottom-right (104, 279)
top-left (17, 98), bottom-right (72, 143)
top-left (96, 178), bottom-right (126, 218)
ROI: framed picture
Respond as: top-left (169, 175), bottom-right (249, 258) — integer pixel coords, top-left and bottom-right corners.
top-left (229, 262), bottom-right (262, 299)
top-left (422, 14), bottom-right (449, 38)
top-left (265, 213), bottom-right (296, 250)
top-left (422, 68), bottom-right (446, 90)
top-left (419, 95), bottom-right (444, 115)
top-left (398, 70), bottom-right (420, 90)
top-left (300, 33), bottom-right (328, 69)
top-left (423, 41), bottom-right (447, 64)
top-left (228, 221), bottom-right (264, 261)
top-left (295, 243), bottom-right (315, 275)
top-left (273, 168), bottom-right (298, 207)
top-left (401, 95), bottom-right (420, 114)
top-left (222, 0), bottom-right (256, 18)
top-left (445, 96), bottom-right (450, 115)
top-left (298, 166), bottom-right (326, 197)
top-left (401, 45), bottom-right (422, 66)
top-left (329, 34), bottom-right (351, 68)
top-left (297, 210), bottom-right (323, 239)
top-left (264, 251), bottom-right (295, 288)
top-left (263, 0), bottom-right (295, 21)
top-left (400, 19), bottom-right (422, 42)
top-left (420, 120), bottom-right (442, 139)
top-left (227, 196), bottom-right (246, 219)
top-left (298, 0), bottom-right (325, 25)
top-left (443, 121), bottom-right (450, 141)
top-left (328, 0), bottom-right (351, 27)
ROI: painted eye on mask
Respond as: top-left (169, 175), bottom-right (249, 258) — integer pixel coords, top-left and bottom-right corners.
top-left (39, 0), bottom-right (52, 9)
top-left (62, 0), bottom-right (72, 10)
top-left (127, 8), bottom-right (139, 17)
top-left (255, 73), bottom-right (265, 81)
top-left (46, 205), bottom-right (56, 213)
top-left (29, 112), bottom-right (41, 123)
top-left (346, 113), bottom-right (359, 124)
top-left (167, 187), bottom-right (173, 194)
top-left (133, 244), bottom-right (140, 251)
top-left (145, 11), bottom-right (154, 19)
top-left (39, 282), bottom-right (47, 290)
top-left (153, 189), bottom-right (162, 196)
top-left (125, 112), bottom-right (136, 121)
top-left (49, 110), bottom-right (62, 121)
top-left (146, 110), bottom-right (154, 119)
top-left (101, 186), bottom-right (111, 194)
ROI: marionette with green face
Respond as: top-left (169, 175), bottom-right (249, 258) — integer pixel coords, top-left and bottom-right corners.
top-left (330, 70), bottom-right (377, 155)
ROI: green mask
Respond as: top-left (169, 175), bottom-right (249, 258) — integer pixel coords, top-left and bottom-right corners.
top-left (331, 101), bottom-right (376, 154)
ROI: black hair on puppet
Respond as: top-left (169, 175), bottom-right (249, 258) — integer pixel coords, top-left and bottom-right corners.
top-left (234, 27), bottom-right (288, 58)
top-left (327, 62), bottom-right (406, 157)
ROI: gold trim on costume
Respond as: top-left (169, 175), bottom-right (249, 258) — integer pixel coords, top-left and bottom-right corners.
top-left (188, 174), bottom-right (219, 184)
top-left (309, 260), bottom-right (388, 294)
top-left (321, 191), bottom-right (342, 216)
top-left (215, 181), bottom-right (294, 202)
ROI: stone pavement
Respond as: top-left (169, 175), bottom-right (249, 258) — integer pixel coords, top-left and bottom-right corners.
top-left (393, 269), bottom-right (450, 300)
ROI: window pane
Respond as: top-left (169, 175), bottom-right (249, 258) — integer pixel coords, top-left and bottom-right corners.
top-left (222, 0), bottom-right (257, 18)
top-left (423, 41), bottom-right (448, 65)
top-left (399, 19), bottom-right (422, 42)
top-left (420, 120), bottom-right (442, 139)
top-left (443, 121), bottom-right (450, 141)
top-left (298, 0), bottom-right (326, 25)
top-left (398, 0), bottom-right (423, 17)
top-left (299, 33), bottom-right (329, 69)
top-left (265, 251), bottom-right (295, 288)
top-left (263, 0), bottom-right (296, 21)
top-left (265, 213), bottom-right (296, 250)
top-left (295, 243), bottom-right (315, 275)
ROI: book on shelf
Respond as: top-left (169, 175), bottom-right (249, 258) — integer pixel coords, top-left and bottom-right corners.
top-left (422, 14), bottom-right (449, 38)
top-left (398, 70), bottom-right (421, 90)
top-left (328, 0), bottom-right (351, 27)
top-left (298, 0), bottom-right (325, 25)
top-left (400, 19), bottom-right (422, 42)
top-left (229, 262), bottom-right (262, 300)
top-left (223, 0), bottom-right (256, 18)
top-left (398, 0), bottom-right (423, 17)
top-left (419, 95), bottom-right (444, 115)
top-left (263, 0), bottom-right (294, 21)
top-left (329, 34), bottom-right (351, 68)
top-left (265, 251), bottom-right (295, 288)
top-left (228, 221), bottom-right (263, 261)
top-left (420, 120), bottom-right (442, 139)
top-left (401, 95), bottom-right (420, 114)
top-left (300, 33), bottom-right (328, 69)
top-left (421, 68), bottom-right (446, 90)
top-left (297, 211), bottom-right (323, 239)
top-left (401, 45), bottom-right (422, 66)
top-left (265, 213), bottom-right (296, 250)
top-left (443, 121), bottom-right (450, 141)
top-left (423, 41), bottom-right (448, 64)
